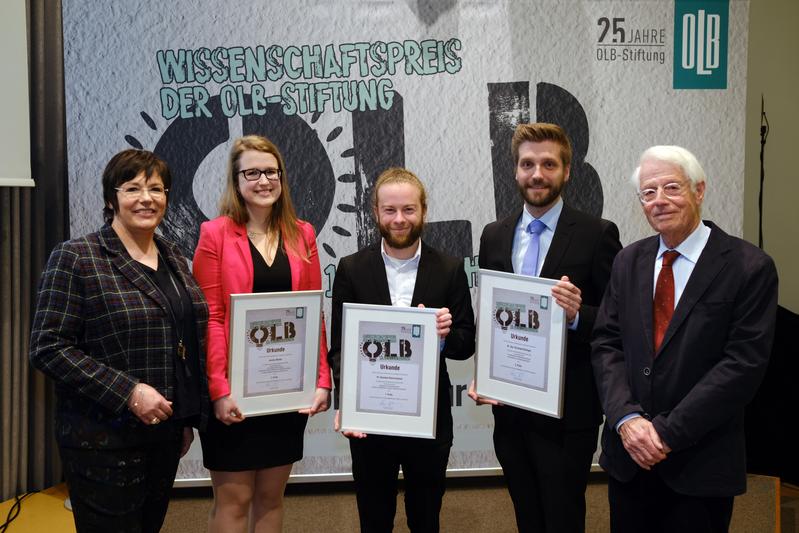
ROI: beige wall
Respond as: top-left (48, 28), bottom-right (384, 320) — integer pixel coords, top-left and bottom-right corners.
top-left (744, 1), bottom-right (799, 313)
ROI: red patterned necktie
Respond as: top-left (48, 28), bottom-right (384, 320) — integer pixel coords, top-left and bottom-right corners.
top-left (653, 250), bottom-right (680, 353)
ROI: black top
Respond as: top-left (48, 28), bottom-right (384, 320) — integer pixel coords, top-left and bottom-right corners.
top-left (250, 238), bottom-right (292, 292)
top-left (143, 249), bottom-right (202, 422)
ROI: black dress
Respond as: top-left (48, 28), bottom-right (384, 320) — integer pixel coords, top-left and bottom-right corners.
top-left (200, 238), bottom-right (309, 471)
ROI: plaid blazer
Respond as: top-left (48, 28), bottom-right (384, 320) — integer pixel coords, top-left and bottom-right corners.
top-left (30, 225), bottom-right (210, 432)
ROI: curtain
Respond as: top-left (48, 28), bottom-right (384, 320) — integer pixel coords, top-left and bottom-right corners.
top-left (0, 0), bottom-right (68, 500)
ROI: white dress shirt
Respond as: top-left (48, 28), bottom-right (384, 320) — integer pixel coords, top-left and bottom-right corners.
top-left (381, 239), bottom-right (422, 307)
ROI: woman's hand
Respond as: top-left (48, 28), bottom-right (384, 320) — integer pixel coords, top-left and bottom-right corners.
top-left (180, 427), bottom-right (194, 457)
top-left (127, 383), bottom-right (173, 425)
top-left (299, 388), bottom-right (330, 416)
top-left (213, 395), bottom-right (245, 425)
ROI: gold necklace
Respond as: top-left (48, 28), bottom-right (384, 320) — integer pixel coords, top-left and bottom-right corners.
top-left (247, 230), bottom-right (267, 239)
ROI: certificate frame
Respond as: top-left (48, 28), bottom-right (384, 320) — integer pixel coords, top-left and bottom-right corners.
top-left (339, 303), bottom-right (440, 439)
top-left (228, 290), bottom-right (322, 417)
top-left (474, 269), bottom-right (567, 418)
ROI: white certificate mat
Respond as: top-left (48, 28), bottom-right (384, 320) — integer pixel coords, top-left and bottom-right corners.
top-left (340, 303), bottom-right (440, 439)
top-left (475, 269), bottom-right (567, 418)
top-left (229, 291), bottom-right (322, 416)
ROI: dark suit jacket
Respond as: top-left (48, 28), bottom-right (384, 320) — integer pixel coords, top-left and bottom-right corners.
top-left (328, 241), bottom-right (476, 442)
top-left (591, 221), bottom-right (778, 496)
top-left (479, 204), bottom-right (621, 430)
top-left (30, 224), bottom-right (211, 445)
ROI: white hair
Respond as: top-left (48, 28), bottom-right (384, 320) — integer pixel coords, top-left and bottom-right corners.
top-left (630, 145), bottom-right (707, 189)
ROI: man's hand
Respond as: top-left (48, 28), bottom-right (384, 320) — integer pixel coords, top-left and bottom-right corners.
top-left (551, 275), bottom-right (582, 324)
top-left (618, 417), bottom-right (668, 470)
top-left (212, 395), bottom-right (245, 425)
top-left (467, 379), bottom-right (502, 406)
top-left (417, 304), bottom-right (452, 339)
top-left (334, 409), bottom-right (367, 438)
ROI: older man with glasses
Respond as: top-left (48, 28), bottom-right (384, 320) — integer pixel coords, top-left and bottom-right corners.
top-left (591, 145), bottom-right (779, 533)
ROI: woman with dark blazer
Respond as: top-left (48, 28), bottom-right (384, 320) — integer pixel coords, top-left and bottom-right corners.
top-left (193, 135), bottom-right (331, 533)
top-left (29, 149), bottom-right (210, 532)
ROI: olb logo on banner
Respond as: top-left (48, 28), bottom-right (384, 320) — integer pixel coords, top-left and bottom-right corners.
top-left (673, 0), bottom-right (729, 89)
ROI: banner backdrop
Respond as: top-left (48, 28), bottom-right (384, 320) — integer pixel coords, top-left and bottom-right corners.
top-left (62, 0), bottom-right (748, 483)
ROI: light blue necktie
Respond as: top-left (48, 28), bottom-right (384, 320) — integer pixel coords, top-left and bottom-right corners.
top-left (521, 219), bottom-right (546, 276)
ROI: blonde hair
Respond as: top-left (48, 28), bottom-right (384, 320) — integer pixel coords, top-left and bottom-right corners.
top-left (219, 135), bottom-right (310, 262)
top-left (371, 167), bottom-right (428, 213)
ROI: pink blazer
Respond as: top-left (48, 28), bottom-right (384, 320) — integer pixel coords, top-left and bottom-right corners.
top-left (193, 216), bottom-right (331, 401)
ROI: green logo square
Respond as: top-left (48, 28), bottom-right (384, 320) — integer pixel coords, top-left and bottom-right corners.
top-left (673, 0), bottom-right (729, 89)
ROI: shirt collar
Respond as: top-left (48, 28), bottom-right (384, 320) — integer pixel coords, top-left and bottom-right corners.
top-left (520, 197), bottom-right (564, 232)
top-left (381, 238), bottom-right (422, 268)
top-left (657, 221), bottom-right (711, 264)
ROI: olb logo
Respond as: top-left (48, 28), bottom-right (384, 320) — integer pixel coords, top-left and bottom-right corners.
top-left (673, 0), bottom-right (729, 89)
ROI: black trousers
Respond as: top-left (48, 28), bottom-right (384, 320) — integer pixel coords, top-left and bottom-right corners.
top-left (349, 434), bottom-right (451, 533)
top-left (608, 469), bottom-right (734, 533)
top-left (493, 407), bottom-right (598, 533)
top-left (59, 424), bottom-right (183, 533)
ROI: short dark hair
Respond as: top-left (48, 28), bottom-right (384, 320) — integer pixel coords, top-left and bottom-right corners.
top-left (102, 149), bottom-right (172, 224)
top-left (511, 123), bottom-right (573, 168)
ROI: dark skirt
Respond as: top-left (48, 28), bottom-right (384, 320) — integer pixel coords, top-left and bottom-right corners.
top-left (200, 411), bottom-right (308, 471)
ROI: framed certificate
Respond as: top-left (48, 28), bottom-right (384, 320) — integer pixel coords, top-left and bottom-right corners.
top-left (339, 303), bottom-right (440, 439)
top-left (474, 269), bottom-right (567, 418)
top-left (228, 290), bottom-right (322, 417)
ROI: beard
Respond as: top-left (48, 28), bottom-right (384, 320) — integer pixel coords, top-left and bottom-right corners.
top-left (378, 219), bottom-right (424, 250)
top-left (516, 178), bottom-right (565, 209)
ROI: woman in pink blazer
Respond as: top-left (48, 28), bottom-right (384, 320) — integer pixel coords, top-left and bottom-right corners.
top-left (193, 135), bottom-right (331, 533)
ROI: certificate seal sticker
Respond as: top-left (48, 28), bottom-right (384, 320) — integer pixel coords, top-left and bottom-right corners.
top-left (540, 296), bottom-right (549, 309)
top-left (295, 307), bottom-right (304, 319)
top-left (412, 325), bottom-right (421, 338)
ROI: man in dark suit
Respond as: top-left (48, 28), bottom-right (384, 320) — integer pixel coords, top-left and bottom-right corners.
top-left (591, 145), bottom-right (778, 532)
top-left (471, 122), bottom-right (622, 532)
top-left (328, 167), bottom-right (476, 533)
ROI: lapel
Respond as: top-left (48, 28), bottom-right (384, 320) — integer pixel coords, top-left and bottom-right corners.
top-left (283, 222), bottom-right (306, 292)
top-left (98, 225), bottom-right (168, 313)
top-left (229, 219), bottom-right (255, 293)
top-left (637, 236), bottom-right (659, 359)
top-left (287, 240), bottom-right (302, 292)
top-left (658, 223), bottom-right (729, 355)
top-left (410, 242), bottom-right (433, 306)
top-left (367, 243), bottom-right (393, 305)
top-left (497, 210), bottom-right (519, 272)
top-left (540, 204), bottom-right (576, 278)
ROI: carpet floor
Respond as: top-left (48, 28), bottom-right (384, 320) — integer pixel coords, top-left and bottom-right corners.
top-left (162, 474), bottom-right (781, 532)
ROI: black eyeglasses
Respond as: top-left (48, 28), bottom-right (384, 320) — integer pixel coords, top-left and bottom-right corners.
top-left (239, 168), bottom-right (282, 182)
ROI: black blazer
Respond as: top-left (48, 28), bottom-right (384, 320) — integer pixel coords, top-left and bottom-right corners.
top-left (591, 221), bottom-right (778, 496)
top-left (328, 241), bottom-right (476, 442)
top-left (479, 203), bottom-right (621, 430)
